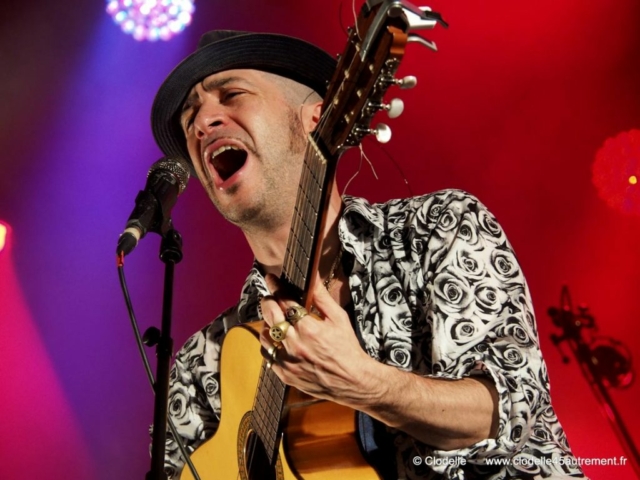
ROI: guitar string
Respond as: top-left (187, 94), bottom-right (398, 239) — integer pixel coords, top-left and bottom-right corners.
top-left (293, 71), bottom-right (341, 288)
top-left (295, 87), bottom-right (324, 288)
top-left (248, 361), bottom-right (287, 470)
top-left (342, 142), bottom-right (380, 197)
top-left (285, 164), bottom-right (304, 284)
top-left (244, 99), bottom-right (339, 476)
top-left (285, 113), bottom-right (328, 288)
top-left (292, 101), bottom-right (313, 286)
top-left (352, 0), bottom-right (360, 39)
top-left (245, 362), bottom-right (267, 475)
top-left (291, 132), bottom-right (317, 286)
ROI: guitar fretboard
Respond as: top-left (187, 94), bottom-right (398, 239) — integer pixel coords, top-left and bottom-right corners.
top-left (251, 361), bottom-right (287, 462)
top-left (251, 136), bottom-right (331, 464)
top-left (281, 137), bottom-right (328, 294)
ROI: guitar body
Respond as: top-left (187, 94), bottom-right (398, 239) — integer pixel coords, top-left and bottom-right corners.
top-left (180, 321), bottom-right (381, 480)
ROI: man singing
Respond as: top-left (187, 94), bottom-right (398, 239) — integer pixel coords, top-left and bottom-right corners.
top-left (150, 28), bottom-right (585, 480)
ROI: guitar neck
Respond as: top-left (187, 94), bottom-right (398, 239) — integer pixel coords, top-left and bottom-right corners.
top-left (281, 134), bottom-right (337, 306)
top-left (252, 135), bottom-right (337, 466)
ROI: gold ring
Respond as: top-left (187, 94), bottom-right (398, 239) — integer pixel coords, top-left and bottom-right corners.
top-left (269, 321), bottom-right (291, 342)
top-left (266, 360), bottom-right (273, 370)
top-left (285, 305), bottom-right (308, 325)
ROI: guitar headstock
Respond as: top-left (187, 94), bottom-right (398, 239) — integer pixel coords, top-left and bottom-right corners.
top-left (317, 0), bottom-right (447, 156)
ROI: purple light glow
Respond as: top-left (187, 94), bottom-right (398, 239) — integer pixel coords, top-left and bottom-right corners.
top-left (106, 0), bottom-right (195, 41)
top-left (0, 222), bottom-right (96, 478)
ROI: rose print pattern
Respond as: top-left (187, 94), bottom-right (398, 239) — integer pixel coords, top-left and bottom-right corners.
top-left (161, 190), bottom-right (585, 480)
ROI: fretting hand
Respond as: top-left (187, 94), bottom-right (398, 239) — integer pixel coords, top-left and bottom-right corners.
top-left (258, 274), bottom-right (382, 408)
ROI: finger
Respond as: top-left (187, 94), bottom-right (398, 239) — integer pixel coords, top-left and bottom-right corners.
top-left (269, 320), bottom-right (292, 342)
top-left (258, 294), bottom-right (275, 320)
top-left (264, 274), bottom-right (307, 313)
top-left (259, 328), bottom-right (300, 365)
top-left (259, 330), bottom-right (283, 365)
top-left (259, 327), bottom-right (276, 351)
top-left (259, 321), bottom-right (300, 350)
top-left (264, 274), bottom-right (297, 300)
top-left (264, 274), bottom-right (318, 327)
top-left (259, 343), bottom-right (279, 362)
top-left (311, 280), bottom-right (349, 325)
top-left (259, 294), bottom-right (286, 327)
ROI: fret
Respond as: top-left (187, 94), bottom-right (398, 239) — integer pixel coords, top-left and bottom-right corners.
top-left (292, 219), bottom-right (312, 259)
top-left (250, 361), bottom-right (290, 464)
top-left (251, 363), bottom-right (270, 446)
top-left (282, 140), bottom-right (328, 292)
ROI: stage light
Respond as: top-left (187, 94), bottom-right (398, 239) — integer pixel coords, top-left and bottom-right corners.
top-left (592, 129), bottom-right (640, 217)
top-left (106, 0), bottom-right (195, 41)
top-left (0, 222), bottom-right (7, 253)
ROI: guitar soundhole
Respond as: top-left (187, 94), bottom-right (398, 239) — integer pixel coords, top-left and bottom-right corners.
top-left (238, 412), bottom-right (283, 480)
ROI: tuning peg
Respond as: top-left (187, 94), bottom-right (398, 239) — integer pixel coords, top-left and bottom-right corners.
top-left (356, 123), bottom-right (392, 143)
top-left (385, 98), bottom-right (404, 118)
top-left (371, 123), bottom-right (392, 143)
top-left (382, 75), bottom-right (417, 89)
top-left (366, 98), bottom-right (405, 118)
top-left (396, 75), bottom-right (417, 89)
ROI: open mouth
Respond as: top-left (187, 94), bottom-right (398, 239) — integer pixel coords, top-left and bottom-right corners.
top-left (209, 145), bottom-right (248, 181)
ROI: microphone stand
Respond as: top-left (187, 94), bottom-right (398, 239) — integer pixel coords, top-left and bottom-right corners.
top-left (146, 228), bottom-right (183, 480)
top-left (549, 286), bottom-right (640, 478)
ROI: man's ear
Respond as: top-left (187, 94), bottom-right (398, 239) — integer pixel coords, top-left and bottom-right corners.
top-left (301, 101), bottom-right (323, 134)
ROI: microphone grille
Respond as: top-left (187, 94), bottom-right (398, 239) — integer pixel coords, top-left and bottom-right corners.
top-left (148, 157), bottom-right (190, 194)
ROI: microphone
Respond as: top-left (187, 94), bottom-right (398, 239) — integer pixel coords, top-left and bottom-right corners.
top-left (117, 157), bottom-right (190, 256)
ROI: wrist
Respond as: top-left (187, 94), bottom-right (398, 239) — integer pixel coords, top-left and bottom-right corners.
top-left (353, 356), bottom-right (401, 414)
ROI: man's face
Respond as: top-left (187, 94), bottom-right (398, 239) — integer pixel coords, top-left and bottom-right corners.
top-left (180, 69), bottom-right (317, 231)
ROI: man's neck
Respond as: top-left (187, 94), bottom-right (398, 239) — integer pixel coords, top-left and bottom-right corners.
top-left (244, 222), bottom-right (291, 277)
top-left (245, 184), bottom-right (345, 282)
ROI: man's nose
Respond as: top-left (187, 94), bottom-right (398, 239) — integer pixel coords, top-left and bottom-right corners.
top-left (194, 103), bottom-right (226, 139)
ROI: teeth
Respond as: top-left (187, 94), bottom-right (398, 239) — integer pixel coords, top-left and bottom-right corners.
top-left (210, 145), bottom-right (242, 161)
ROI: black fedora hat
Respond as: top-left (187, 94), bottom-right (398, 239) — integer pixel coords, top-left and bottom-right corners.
top-left (151, 30), bottom-right (337, 169)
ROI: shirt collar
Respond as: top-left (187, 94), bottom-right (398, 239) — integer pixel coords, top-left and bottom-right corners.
top-left (341, 195), bottom-right (384, 231)
top-left (338, 195), bottom-right (384, 266)
top-left (240, 195), bottom-right (383, 301)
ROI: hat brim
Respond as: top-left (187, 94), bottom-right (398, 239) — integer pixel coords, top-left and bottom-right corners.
top-left (151, 33), bottom-right (337, 169)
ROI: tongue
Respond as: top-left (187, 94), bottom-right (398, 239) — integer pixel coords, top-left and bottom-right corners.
top-left (213, 149), bottom-right (247, 181)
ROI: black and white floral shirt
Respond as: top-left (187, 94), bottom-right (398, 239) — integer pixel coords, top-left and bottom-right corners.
top-left (162, 190), bottom-right (586, 480)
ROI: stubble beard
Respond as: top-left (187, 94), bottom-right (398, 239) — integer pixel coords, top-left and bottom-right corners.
top-left (214, 106), bottom-right (308, 233)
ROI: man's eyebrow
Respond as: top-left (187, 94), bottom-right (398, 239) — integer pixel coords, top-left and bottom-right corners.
top-left (181, 76), bottom-right (253, 113)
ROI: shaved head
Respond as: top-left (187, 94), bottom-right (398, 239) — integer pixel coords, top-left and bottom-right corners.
top-left (263, 71), bottom-right (323, 107)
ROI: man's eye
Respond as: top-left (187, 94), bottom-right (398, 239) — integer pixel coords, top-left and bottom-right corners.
top-left (223, 91), bottom-right (243, 101)
top-left (182, 112), bottom-right (195, 129)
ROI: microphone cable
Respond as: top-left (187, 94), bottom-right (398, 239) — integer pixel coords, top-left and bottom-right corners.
top-left (117, 252), bottom-right (202, 480)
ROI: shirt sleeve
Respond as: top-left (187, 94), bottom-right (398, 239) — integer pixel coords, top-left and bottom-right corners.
top-left (157, 267), bottom-right (267, 479)
top-left (158, 317), bottom-right (227, 479)
top-left (414, 190), bottom-right (562, 474)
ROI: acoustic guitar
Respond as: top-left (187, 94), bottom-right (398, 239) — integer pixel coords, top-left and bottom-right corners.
top-left (180, 1), bottom-right (446, 478)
